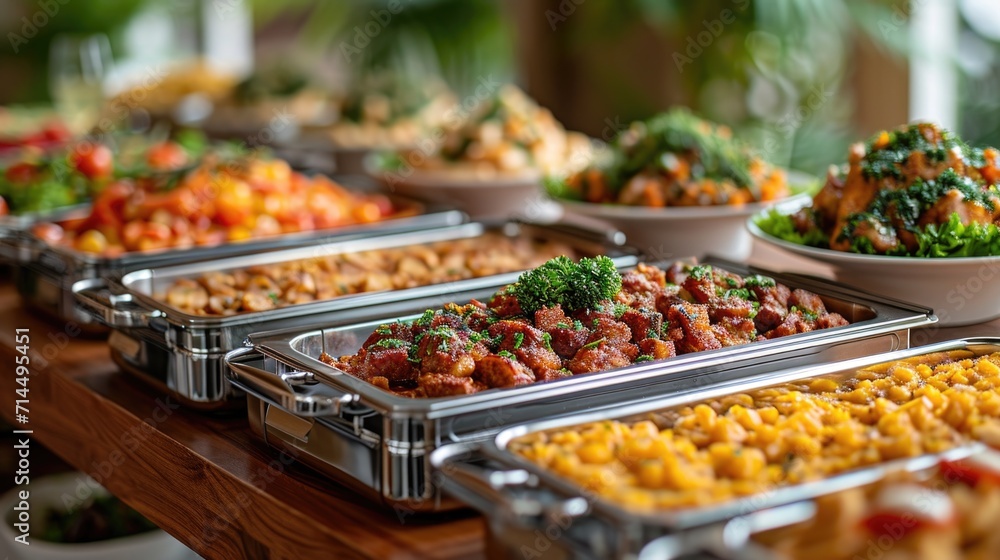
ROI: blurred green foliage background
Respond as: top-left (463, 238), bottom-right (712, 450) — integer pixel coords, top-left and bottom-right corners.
top-left (2, 0), bottom-right (999, 176)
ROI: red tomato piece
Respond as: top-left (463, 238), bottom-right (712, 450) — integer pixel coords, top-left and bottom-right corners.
top-left (69, 142), bottom-right (113, 179)
top-left (4, 162), bottom-right (38, 184)
top-left (146, 142), bottom-right (188, 171)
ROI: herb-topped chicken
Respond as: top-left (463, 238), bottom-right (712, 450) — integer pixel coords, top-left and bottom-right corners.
top-left (761, 122), bottom-right (1000, 256)
top-left (322, 257), bottom-right (849, 398)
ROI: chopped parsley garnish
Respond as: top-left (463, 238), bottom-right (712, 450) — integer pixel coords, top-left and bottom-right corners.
top-left (468, 331), bottom-right (487, 344)
top-left (513, 332), bottom-right (525, 349)
top-left (541, 332), bottom-right (553, 351)
top-left (373, 338), bottom-right (408, 349)
top-left (790, 305), bottom-right (819, 321)
top-left (743, 275), bottom-right (776, 289)
top-left (581, 338), bottom-right (606, 350)
top-left (414, 309), bottom-right (436, 327)
top-left (860, 124), bottom-right (982, 180)
top-left (635, 354), bottom-right (654, 362)
top-left (687, 264), bottom-right (712, 281)
top-left (498, 350), bottom-right (517, 360)
top-left (613, 302), bottom-right (631, 318)
top-left (723, 288), bottom-right (752, 300)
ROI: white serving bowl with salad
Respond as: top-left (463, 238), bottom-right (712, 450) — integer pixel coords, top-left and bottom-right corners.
top-left (751, 122), bottom-right (1000, 326)
top-left (366, 85), bottom-right (591, 221)
top-left (547, 109), bottom-right (807, 260)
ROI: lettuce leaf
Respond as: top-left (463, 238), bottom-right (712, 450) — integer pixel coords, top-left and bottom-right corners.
top-left (754, 209), bottom-right (828, 248)
top-left (756, 209), bottom-right (1000, 257)
top-left (912, 213), bottom-right (1000, 257)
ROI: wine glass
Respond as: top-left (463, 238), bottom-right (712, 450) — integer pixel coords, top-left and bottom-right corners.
top-left (48, 34), bottom-right (114, 135)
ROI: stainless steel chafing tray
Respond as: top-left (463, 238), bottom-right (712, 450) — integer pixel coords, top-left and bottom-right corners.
top-left (75, 221), bottom-right (637, 410)
top-left (432, 338), bottom-right (1000, 559)
top-left (224, 259), bottom-right (936, 511)
top-left (3, 194), bottom-right (464, 330)
top-left (0, 203), bottom-right (91, 234)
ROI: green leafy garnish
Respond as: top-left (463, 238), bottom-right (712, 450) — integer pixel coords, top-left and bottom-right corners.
top-left (508, 255), bottom-right (622, 315)
top-left (754, 209), bottom-right (829, 248)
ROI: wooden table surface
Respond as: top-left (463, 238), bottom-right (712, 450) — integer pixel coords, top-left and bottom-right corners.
top-left (1, 242), bottom-right (998, 560)
top-left (0, 286), bottom-right (483, 560)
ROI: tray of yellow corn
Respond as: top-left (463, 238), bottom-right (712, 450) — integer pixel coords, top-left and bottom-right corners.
top-left (432, 338), bottom-right (1000, 559)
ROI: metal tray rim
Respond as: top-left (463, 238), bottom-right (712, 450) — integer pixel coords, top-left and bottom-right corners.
top-left (17, 195), bottom-right (464, 269)
top-left (245, 260), bottom-right (936, 418)
top-left (111, 221), bottom-right (635, 329)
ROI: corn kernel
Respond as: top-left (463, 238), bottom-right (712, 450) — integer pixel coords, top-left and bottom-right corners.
top-left (886, 384), bottom-right (912, 403)
top-left (694, 404), bottom-right (718, 429)
top-left (978, 359), bottom-right (1000, 378)
top-left (758, 407), bottom-right (780, 424)
top-left (891, 366), bottom-right (916, 384)
top-left (637, 461), bottom-right (664, 488)
top-left (578, 441), bottom-right (614, 464)
top-left (809, 378), bottom-right (839, 393)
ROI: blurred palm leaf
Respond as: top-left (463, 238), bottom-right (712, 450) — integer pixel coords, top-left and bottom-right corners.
top-left (251, 0), bottom-right (512, 96)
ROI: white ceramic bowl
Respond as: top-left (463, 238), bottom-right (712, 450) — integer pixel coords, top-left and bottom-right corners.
top-left (364, 155), bottom-right (562, 222)
top-left (0, 473), bottom-right (192, 560)
top-left (559, 192), bottom-right (810, 261)
top-left (748, 218), bottom-right (1000, 326)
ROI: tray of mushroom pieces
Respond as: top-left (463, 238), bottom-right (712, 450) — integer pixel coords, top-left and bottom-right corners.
top-left (223, 255), bottom-right (935, 510)
top-left (432, 338), bottom-right (1000, 559)
top-left (74, 221), bottom-right (636, 410)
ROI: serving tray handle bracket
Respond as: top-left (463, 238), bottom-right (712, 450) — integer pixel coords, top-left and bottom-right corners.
top-left (431, 443), bottom-right (590, 524)
top-left (225, 346), bottom-right (357, 416)
top-left (636, 501), bottom-right (816, 560)
top-left (72, 277), bottom-right (161, 328)
top-left (0, 229), bottom-right (41, 263)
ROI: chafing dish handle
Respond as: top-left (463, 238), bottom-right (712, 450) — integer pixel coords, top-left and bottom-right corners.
top-left (225, 346), bottom-right (356, 416)
top-left (637, 502), bottom-right (816, 560)
top-left (72, 278), bottom-right (159, 328)
top-left (0, 229), bottom-right (40, 263)
top-left (432, 443), bottom-right (590, 522)
top-left (515, 221), bottom-right (628, 248)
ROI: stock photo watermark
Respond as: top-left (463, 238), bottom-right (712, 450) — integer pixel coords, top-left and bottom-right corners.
top-left (545, 0), bottom-right (586, 31)
top-left (7, 0), bottom-right (70, 53)
top-left (673, 0), bottom-right (751, 73)
top-left (340, 0), bottom-right (411, 63)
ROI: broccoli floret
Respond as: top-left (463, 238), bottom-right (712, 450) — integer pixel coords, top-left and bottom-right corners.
top-left (508, 255), bottom-right (576, 315)
top-left (508, 255), bottom-right (623, 315)
top-left (564, 256), bottom-right (623, 312)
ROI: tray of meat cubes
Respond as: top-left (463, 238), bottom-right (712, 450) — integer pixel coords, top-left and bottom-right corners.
top-left (224, 256), bottom-right (935, 510)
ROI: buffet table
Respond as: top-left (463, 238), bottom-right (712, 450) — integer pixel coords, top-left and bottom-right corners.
top-left (0, 244), bottom-right (994, 559)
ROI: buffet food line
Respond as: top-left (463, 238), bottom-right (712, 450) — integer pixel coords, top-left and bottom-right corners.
top-left (5, 80), bottom-right (1000, 559)
top-left (2, 259), bottom-right (996, 560)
